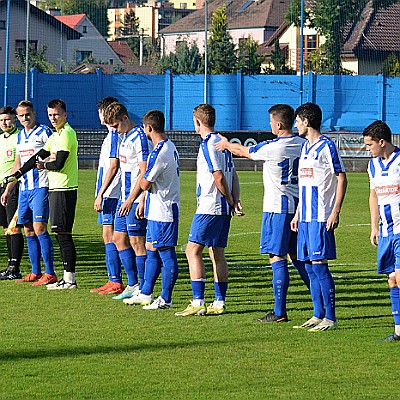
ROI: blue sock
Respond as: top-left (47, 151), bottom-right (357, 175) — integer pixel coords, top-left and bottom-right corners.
top-left (191, 280), bottom-right (206, 300)
top-left (291, 259), bottom-right (310, 290)
top-left (214, 281), bottom-right (228, 302)
top-left (390, 287), bottom-right (400, 325)
top-left (312, 263), bottom-right (336, 321)
top-left (105, 242), bottom-right (122, 283)
top-left (159, 248), bottom-right (179, 303)
top-left (305, 262), bottom-right (325, 319)
top-left (141, 250), bottom-right (162, 295)
top-left (37, 232), bottom-right (54, 275)
top-left (118, 247), bottom-right (138, 286)
top-left (272, 259), bottom-right (289, 316)
top-left (136, 255), bottom-right (147, 290)
top-left (26, 235), bottom-right (41, 275)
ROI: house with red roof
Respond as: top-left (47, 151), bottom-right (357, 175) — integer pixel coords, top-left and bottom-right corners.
top-left (54, 14), bottom-right (122, 66)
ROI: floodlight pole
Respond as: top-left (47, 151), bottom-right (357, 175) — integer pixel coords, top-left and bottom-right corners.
top-left (203, 0), bottom-right (208, 104)
top-left (299, 0), bottom-right (305, 105)
top-left (3, 0), bottom-right (11, 106)
top-left (24, 0), bottom-right (30, 100)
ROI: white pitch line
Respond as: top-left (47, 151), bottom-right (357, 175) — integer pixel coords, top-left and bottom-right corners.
top-left (345, 223), bottom-right (370, 227)
top-left (239, 182), bottom-right (263, 185)
top-left (230, 231), bottom-right (260, 237)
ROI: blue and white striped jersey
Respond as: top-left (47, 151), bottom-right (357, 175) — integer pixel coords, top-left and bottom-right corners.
top-left (368, 148), bottom-right (400, 237)
top-left (144, 139), bottom-right (180, 222)
top-left (195, 133), bottom-right (235, 215)
top-left (298, 135), bottom-right (345, 222)
top-left (95, 128), bottom-right (122, 199)
top-left (17, 123), bottom-right (53, 191)
top-left (118, 125), bottom-right (152, 203)
top-left (249, 135), bottom-right (305, 214)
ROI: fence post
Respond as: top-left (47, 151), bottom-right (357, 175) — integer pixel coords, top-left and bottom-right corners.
top-left (307, 72), bottom-right (315, 103)
top-left (236, 70), bottom-right (242, 130)
top-left (29, 67), bottom-right (37, 101)
top-left (96, 68), bottom-right (103, 103)
top-left (377, 74), bottom-right (385, 121)
top-left (164, 69), bottom-right (172, 130)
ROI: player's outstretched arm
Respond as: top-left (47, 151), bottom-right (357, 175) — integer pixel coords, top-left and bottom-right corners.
top-left (369, 189), bottom-right (379, 247)
top-left (215, 138), bottom-right (251, 159)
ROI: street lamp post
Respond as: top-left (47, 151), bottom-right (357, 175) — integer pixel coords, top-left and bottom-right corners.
top-left (204, 0), bottom-right (208, 104)
top-left (299, 0), bottom-right (305, 105)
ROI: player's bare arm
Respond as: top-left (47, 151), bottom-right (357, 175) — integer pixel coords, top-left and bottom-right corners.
top-left (326, 172), bottom-right (348, 231)
top-left (369, 189), bottom-right (379, 247)
top-left (215, 139), bottom-right (251, 159)
top-left (1, 155), bottom-right (22, 206)
top-left (94, 157), bottom-right (120, 212)
top-left (119, 160), bottom-right (147, 216)
top-left (232, 169), bottom-right (244, 216)
top-left (290, 206), bottom-right (299, 232)
top-left (212, 170), bottom-right (234, 208)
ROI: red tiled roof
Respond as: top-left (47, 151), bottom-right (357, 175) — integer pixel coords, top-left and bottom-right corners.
top-left (54, 14), bottom-right (86, 29)
top-left (160, 0), bottom-right (291, 34)
top-left (108, 41), bottom-right (138, 64)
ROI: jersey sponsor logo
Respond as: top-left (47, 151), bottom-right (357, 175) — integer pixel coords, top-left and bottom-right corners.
top-left (299, 168), bottom-right (314, 178)
top-left (120, 154), bottom-right (127, 163)
top-left (6, 149), bottom-right (13, 158)
top-left (375, 184), bottom-right (400, 196)
top-left (19, 148), bottom-right (35, 158)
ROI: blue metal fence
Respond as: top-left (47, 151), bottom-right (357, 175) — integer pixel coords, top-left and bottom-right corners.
top-left (3, 70), bottom-right (400, 133)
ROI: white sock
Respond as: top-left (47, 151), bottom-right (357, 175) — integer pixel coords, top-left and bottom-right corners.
top-left (213, 300), bottom-right (225, 308)
top-left (64, 271), bottom-right (75, 283)
top-left (395, 325), bottom-right (400, 336)
top-left (192, 299), bottom-right (204, 307)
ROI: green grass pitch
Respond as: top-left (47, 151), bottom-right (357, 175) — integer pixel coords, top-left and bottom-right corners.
top-left (0, 170), bottom-right (397, 400)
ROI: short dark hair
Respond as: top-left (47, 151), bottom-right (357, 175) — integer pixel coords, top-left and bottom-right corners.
top-left (48, 99), bottom-right (66, 112)
top-left (0, 106), bottom-right (15, 116)
top-left (295, 102), bottom-right (322, 130)
top-left (103, 102), bottom-right (128, 125)
top-left (16, 100), bottom-right (34, 111)
top-left (97, 97), bottom-right (119, 111)
top-left (193, 104), bottom-right (216, 128)
top-left (268, 104), bottom-right (294, 130)
top-left (143, 110), bottom-right (165, 133)
top-left (363, 120), bottom-right (392, 143)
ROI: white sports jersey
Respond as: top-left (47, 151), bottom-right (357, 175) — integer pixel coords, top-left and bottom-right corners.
top-left (95, 129), bottom-right (122, 199)
top-left (119, 125), bottom-right (152, 202)
top-left (16, 123), bottom-right (53, 191)
top-left (368, 148), bottom-right (400, 237)
top-left (196, 133), bottom-right (235, 215)
top-left (144, 139), bottom-right (180, 222)
top-left (249, 135), bottom-right (305, 214)
top-left (298, 135), bottom-right (345, 222)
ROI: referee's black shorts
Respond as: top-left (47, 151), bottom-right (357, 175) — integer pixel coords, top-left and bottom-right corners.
top-left (49, 190), bottom-right (77, 233)
top-left (0, 184), bottom-right (19, 228)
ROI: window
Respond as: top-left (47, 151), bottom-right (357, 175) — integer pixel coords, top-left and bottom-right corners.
top-left (109, 59), bottom-right (114, 65)
top-left (82, 25), bottom-right (87, 34)
top-left (306, 35), bottom-right (317, 50)
top-left (15, 40), bottom-right (38, 52)
top-left (239, 1), bottom-right (253, 11)
top-left (76, 50), bottom-right (92, 64)
top-left (180, 3), bottom-right (187, 8)
top-left (0, 20), bottom-right (6, 30)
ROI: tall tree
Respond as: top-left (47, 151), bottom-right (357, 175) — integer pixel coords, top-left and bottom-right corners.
top-left (157, 41), bottom-right (203, 74)
top-left (121, 10), bottom-right (140, 57)
top-left (208, 5), bottom-right (236, 74)
top-left (14, 45), bottom-right (56, 73)
top-left (237, 37), bottom-right (265, 75)
top-left (46, 0), bottom-right (110, 37)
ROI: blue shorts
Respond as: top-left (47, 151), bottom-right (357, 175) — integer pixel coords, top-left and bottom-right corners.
top-left (297, 221), bottom-right (336, 261)
top-left (114, 201), bottom-right (147, 236)
top-left (260, 212), bottom-right (297, 256)
top-left (18, 188), bottom-right (49, 224)
top-left (146, 220), bottom-right (179, 248)
top-left (97, 198), bottom-right (118, 225)
top-left (377, 234), bottom-right (400, 275)
top-left (188, 214), bottom-right (231, 248)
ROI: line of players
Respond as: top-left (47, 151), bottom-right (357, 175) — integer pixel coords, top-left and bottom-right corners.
top-left (1, 99), bottom-right (398, 339)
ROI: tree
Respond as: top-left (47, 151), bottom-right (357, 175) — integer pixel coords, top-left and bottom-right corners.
top-left (237, 37), bottom-right (265, 75)
top-left (263, 39), bottom-right (295, 75)
top-left (14, 45), bottom-right (56, 73)
top-left (46, 0), bottom-right (109, 37)
top-left (382, 53), bottom-right (400, 77)
top-left (208, 5), bottom-right (236, 74)
top-left (157, 40), bottom-right (203, 74)
top-left (120, 10), bottom-right (140, 57)
top-left (287, 0), bottom-right (398, 75)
